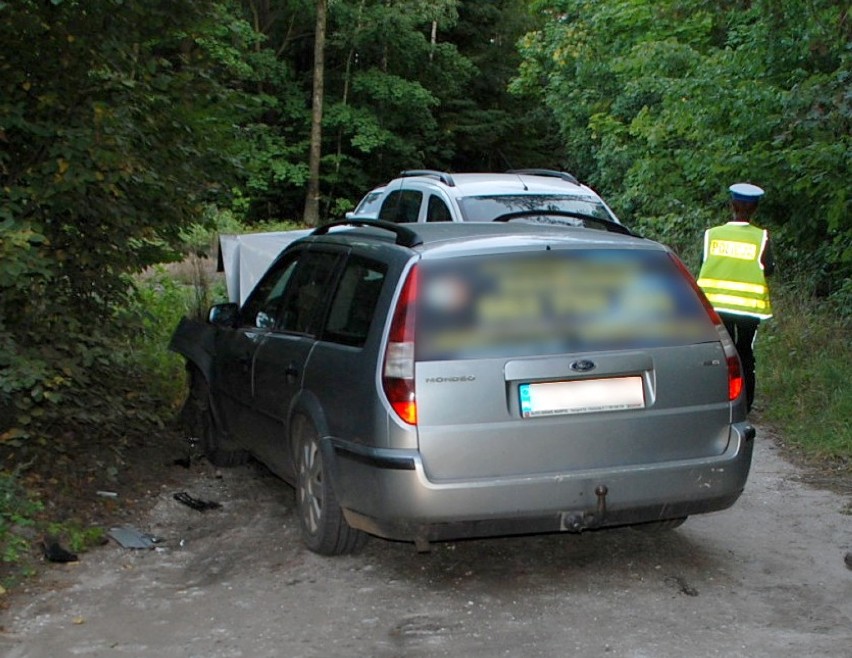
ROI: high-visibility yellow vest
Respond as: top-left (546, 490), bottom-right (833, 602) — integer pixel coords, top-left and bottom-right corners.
top-left (697, 222), bottom-right (772, 319)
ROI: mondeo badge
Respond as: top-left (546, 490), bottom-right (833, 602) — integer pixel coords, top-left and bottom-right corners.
top-left (570, 359), bottom-right (597, 373)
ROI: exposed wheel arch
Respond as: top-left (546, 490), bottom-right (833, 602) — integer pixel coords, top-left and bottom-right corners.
top-left (183, 365), bottom-right (249, 468)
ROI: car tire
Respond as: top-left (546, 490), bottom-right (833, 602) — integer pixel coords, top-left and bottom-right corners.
top-left (292, 415), bottom-right (367, 555)
top-left (633, 517), bottom-right (688, 532)
top-left (186, 367), bottom-right (249, 468)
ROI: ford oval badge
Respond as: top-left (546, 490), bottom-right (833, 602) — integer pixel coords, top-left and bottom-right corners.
top-left (570, 359), bottom-right (597, 373)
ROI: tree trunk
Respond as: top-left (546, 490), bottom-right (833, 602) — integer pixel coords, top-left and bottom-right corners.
top-left (303, 0), bottom-right (327, 227)
top-left (335, 0), bottom-right (366, 179)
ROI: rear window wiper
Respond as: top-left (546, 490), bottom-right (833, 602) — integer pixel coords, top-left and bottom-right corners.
top-left (492, 210), bottom-right (636, 237)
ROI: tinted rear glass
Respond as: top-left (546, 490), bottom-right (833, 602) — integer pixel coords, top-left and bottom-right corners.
top-left (379, 189), bottom-right (422, 223)
top-left (322, 257), bottom-right (386, 347)
top-left (458, 194), bottom-right (611, 222)
top-left (417, 249), bottom-right (715, 360)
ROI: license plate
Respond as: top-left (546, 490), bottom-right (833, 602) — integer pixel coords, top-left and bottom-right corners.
top-left (519, 376), bottom-right (645, 418)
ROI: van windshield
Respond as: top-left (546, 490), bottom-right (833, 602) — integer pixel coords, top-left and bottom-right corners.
top-left (458, 194), bottom-right (612, 222)
top-left (417, 249), bottom-right (715, 361)
top-left (354, 190), bottom-right (384, 216)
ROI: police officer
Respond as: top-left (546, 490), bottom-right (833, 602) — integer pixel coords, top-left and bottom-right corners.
top-left (697, 183), bottom-right (774, 412)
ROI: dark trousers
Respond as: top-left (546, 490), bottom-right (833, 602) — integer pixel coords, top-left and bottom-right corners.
top-left (720, 313), bottom-right (761, 412)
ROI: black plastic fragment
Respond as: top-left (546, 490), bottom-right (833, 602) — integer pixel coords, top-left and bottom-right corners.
top-left (173, 491), bottom-right (222, 512)
top-left (41, 536), bottom-right (78, 563)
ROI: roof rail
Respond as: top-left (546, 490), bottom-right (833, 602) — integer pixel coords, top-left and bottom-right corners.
top-left (507, 169), bottom-right (580, 185)
top-left (399, 169), bottom-right (456, 187)
top-left (311, 218), bottom-right (423, 248)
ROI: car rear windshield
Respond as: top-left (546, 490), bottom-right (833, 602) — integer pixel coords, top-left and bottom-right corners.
top-left (458, 194), bottom-right (611, 222)
top-left (417, 249), bottom-right (716, 361)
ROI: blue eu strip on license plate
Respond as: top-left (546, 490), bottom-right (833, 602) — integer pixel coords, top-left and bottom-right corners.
top-left (520, 376), bottom-right (645, 418)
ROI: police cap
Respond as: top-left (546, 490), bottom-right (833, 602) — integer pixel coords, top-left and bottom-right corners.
top-left (729, 182), bottom-right (765, 202)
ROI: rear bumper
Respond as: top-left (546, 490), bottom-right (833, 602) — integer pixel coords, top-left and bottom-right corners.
top-left (327, 423), bottom-right (755, 543)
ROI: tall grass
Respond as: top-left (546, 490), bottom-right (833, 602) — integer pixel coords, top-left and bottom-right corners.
top-left (756, 285), bottom-right (851, 463)
top-left (129, 268), bottom-right (208, 412)
top-left (132, 215), bottom-right (300, 416)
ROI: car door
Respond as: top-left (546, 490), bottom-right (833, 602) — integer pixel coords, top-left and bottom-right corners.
top-left (249, 249), bottom-right (346, 477)
top-left (378, 188), bottom-right (425, 223)
top-left (426, 193), bottom-right (453, 222)
top-left (212, 249), bottom-right (304, 449)
top-left (302, 254), bottom-right (389, 451)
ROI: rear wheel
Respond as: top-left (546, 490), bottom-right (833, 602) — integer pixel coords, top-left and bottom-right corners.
top-left (185, 367), bottom-right (249, 468)
top-left (633, 517), bottom-right (688, 533)
top-left (293, 415), bottom-right (367, 555)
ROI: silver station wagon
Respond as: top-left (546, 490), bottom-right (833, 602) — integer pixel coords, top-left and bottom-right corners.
top-left (171, 219), bottom-right (754, 555)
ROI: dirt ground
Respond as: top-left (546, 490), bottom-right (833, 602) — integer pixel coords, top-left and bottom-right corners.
top-left (1, 425), bottom-right (850, 658)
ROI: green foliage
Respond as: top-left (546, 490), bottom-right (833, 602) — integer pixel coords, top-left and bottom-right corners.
top-left (441, 0), bottom-right (558, 170)
top-left (230, 0), bottom-right (555, 222)
top-left (318, 0), bottom-right (472, 202)
top-left (1, 1), bottom-right (248, 307)
top-left (0, 0), bottom-right (257, 450)
top-left (125, 270), bottom-right (197, 406)
top-left (46, 522), bottom-right (105, 555)
top-left (1, 468), bottom-right (105, 577)
top-left (0, 471), bottom-right (43, 565)
top-left (0, 271), bottom-right (206, 457)
top-left (757, 286), bottom-right (851, 462)
top-left (515, 0), bottom-right (850, 290)
top-left (1, 468), bottom-right (110, 582)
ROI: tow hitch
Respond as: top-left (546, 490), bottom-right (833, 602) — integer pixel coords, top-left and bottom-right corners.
top-left (560, 485), bottom-right (609, 532)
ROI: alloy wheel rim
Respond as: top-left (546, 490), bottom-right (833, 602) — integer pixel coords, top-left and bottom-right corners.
top-left (299, 438), bottom-right (323, 534)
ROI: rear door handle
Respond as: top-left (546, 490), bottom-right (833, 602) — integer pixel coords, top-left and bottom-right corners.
top-left (285, 363), bottom-right (299, 384)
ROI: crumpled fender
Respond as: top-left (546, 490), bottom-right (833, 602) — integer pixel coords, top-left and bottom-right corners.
top-left (168, 317), bottom-right (217, 381)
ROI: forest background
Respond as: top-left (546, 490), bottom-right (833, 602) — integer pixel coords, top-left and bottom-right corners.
top-left (0, 1), bottom-right (848, 569)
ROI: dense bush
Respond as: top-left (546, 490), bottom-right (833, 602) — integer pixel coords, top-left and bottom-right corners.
top-left (0, 471), bottom-right (43, 568)
top-left (757, 286), bottom-right (851, 462)
top-left (514, 0), bottom-right (850, 296)
top-left (0, 260), bottom-right (219, 581)
top-left (0, 1), bottom-right (248, 448)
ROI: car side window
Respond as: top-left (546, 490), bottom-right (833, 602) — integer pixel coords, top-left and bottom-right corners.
top-left (240, 253), bottom-right (301, 329)
top-left (426, 195), bottom-right (452, 222)
top-left (273, 251), bottom-right (343, 335)
top-left (378, 189), bottom-right (422, 223)
top-left (322, 257), bottom-right (387, 347)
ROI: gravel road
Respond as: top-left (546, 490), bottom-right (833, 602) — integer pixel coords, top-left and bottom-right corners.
top-left (2, 427), bottom-right (850, 658)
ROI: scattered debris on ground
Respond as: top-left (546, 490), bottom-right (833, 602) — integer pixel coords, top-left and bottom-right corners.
top-left (40, 536), bottom-right (78, 564)
top-left (172, 491), bottom-right (222, 512)
top-left (107, 526), bottom-right (161, 550)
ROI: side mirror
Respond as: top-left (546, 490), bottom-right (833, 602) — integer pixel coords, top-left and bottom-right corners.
top-left (208, 303), bottom-right (239, 327)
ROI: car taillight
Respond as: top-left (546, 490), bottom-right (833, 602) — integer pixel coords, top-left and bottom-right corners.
top-left (725, 342), bottom-right (744, 401)
top-left (383, 266), bottom-right (418, 424)
top-left (668, 253), bottom-right (743, 402)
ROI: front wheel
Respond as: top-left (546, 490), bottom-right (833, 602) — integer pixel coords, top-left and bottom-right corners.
top-left (293, 415), bottom-right (367, 555)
